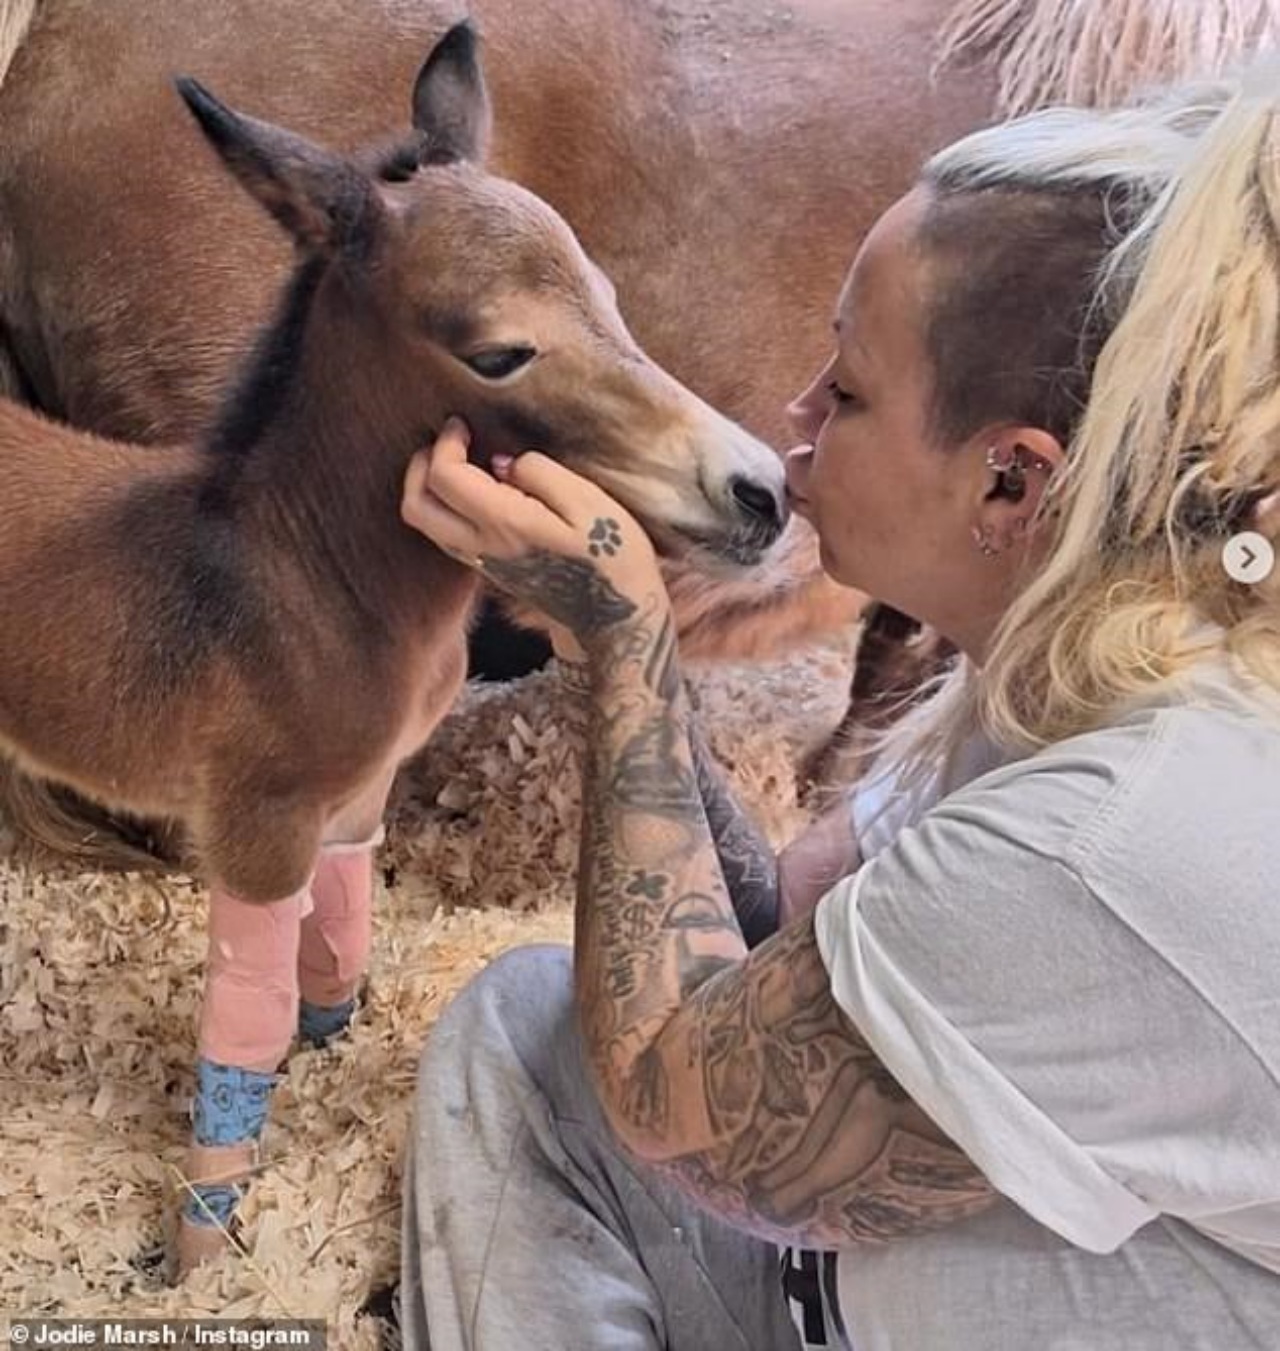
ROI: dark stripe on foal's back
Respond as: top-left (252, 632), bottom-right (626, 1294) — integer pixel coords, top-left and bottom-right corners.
top-left (201, 255), bottom-right (329, 483)
top-left (108, 480), bottom-right (266, 699)
top-left (109, 260), bottom-right (328, 688)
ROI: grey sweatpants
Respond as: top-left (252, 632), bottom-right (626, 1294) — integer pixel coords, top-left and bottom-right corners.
top-left (401, 943), bottom-right (802, 1351)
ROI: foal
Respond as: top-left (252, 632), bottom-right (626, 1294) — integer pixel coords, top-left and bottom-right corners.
top-left (0, 22), bottom-right (786, 1272)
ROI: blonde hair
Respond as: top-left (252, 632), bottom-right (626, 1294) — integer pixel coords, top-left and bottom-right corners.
top-left (880, 67), bottom-right (1280, 794)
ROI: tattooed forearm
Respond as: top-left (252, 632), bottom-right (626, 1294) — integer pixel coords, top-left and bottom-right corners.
top-left (688, 725), bottom-right (781, 948)
top-left (483, 549), bottom-right (638, 639)
top-left (606, 713), bottom-right (702, 820)
top-left (575, 602), bottom-right (747, 1130)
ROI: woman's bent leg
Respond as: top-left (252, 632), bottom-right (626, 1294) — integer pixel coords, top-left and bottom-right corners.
top-left (402, 944), bottom-right (800, 1351)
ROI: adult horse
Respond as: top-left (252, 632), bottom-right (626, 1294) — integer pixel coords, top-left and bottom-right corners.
top-left (0, 0), bottom-right (1275, 832)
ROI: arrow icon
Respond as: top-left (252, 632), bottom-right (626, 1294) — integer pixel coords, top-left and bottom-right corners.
top-left (1223, 531), bottom-right (1276, 585)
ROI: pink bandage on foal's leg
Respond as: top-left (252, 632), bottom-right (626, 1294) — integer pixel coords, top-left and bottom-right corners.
top-left (297, 838), bottom-right (377, 1010)
top-left (199, 886), bottom-right (308, 1074)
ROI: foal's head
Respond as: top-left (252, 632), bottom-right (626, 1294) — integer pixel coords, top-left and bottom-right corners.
top-left (177, 22), bottom-right (786, 566)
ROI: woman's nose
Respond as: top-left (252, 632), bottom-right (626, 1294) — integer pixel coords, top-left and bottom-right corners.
top-left (786, 385), bottom-right (825, 443)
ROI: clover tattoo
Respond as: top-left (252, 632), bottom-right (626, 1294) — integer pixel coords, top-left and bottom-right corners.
top-left (625, 870), bottom-right (668, 900)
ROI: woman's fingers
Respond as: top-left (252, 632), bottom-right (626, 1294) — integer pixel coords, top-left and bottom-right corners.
top-left (498, 450), bottom-right (611, 528)
top-left (407, 418), bottom-right (647, 575)
top-left (402, 445), bottom-right (434, 518)
top-left (406, 437), bottom-right (573, 561)
top-left (426, 420), bottom-right (539, 525)
top-left (401, 461), bottom-right (485, 559)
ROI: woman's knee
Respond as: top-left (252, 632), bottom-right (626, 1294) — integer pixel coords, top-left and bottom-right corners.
top-left (418, 943), bottom-right (576, 1088)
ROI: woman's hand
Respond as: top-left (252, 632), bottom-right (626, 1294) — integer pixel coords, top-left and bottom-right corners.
top-left (401, 418), bottom-right (670, 650)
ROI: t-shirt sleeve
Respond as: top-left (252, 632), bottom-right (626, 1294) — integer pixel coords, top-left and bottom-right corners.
top-left (814, 749), bottom-right (1176, 1254)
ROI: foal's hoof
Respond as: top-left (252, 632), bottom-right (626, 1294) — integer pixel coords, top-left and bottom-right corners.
top-left (171, 1214), bottom-right (242, 1281)
top-left (169, 1139), bottom-right (255, 1281)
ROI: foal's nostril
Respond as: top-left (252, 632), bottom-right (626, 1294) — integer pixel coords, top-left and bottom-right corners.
top-left (730, 476), bottom-right (783, 529)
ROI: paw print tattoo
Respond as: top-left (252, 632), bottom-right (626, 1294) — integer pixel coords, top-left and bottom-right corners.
top-left (588, 517), bottom-right (624, 558)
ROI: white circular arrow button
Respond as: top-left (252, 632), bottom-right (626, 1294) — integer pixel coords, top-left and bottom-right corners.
top-left (1223, 531), bottom-right (1276, 585)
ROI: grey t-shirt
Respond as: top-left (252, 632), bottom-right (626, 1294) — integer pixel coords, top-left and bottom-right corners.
top-left (800, 657), bottom-right (1280, 1349)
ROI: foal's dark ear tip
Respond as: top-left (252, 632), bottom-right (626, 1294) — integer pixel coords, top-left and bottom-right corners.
top-left (173, 75), bottom-right (231, 131)
top-left (174, 74), bottom-right (210, 109)
top-left (438, 17), bottom-right (480, 58)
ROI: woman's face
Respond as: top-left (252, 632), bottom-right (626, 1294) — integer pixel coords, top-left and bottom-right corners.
top-left (785, 188), bottom-right (1035, 655)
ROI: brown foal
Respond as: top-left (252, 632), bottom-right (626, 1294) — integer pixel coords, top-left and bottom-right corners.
top-left (0, 21), bottom-right (786, 1272)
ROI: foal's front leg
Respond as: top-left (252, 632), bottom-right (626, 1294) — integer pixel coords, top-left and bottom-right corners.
top-left (175, 799), bottom-right (386, 1275)
top-left (297, 836), bottom-right (380, 1047)
top-left (176, 879), bottom-right (311, 1275)
top-left (295, 767), bottom-right (396, 1046)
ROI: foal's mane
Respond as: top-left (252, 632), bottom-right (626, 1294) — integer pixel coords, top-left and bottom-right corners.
top-left (202, 255), bottom-right (329, 476)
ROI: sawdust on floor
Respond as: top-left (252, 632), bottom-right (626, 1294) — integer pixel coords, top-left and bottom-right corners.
top-left (0, 644), bottom-right (853, 1343)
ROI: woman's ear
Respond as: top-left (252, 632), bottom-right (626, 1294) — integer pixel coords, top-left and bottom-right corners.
top-left (972, 426), bottom-right (1065, 554)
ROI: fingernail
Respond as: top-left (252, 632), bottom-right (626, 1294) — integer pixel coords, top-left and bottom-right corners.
top-left (443, 416), bottom-right (470, 444)
top-left (492, 453), bottom-right (514, 479)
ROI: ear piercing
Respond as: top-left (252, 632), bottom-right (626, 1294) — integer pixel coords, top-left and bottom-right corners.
top-left (986, 443), bottom-right (1055, 501)
top-left (971, 523), bottom-right (1000, 557)
top-left (985, 444), bottom-right (1027, 501)
top-left (975, 444), bottom-right (1052, 555)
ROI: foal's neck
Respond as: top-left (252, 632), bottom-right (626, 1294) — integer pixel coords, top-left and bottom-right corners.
top-left (199, 265), bottom-right (464, 632)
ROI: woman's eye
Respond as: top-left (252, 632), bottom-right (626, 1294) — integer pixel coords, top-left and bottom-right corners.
top-left (827, 379), bottom-right (859, 408)
top-left (463, 347), bottom-right (537, 380)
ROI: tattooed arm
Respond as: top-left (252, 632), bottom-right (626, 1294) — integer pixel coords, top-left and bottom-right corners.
top-left (689, 727), bottom-right (867, 945)
top-left (686, 724), bottom-right (781, 947)
top-left (576, 600), bottom-right (994, 1251)
top-left (401, 428), bottom-right (995, 1252)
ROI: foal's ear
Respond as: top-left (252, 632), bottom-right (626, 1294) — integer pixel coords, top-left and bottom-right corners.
top-left (176, 77), bottom-right (380, 257)
top-left (412, 20), bottom-right (493, 164)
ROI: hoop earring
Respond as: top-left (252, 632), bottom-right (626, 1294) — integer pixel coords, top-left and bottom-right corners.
top-left (985, 444), bottom-right (1026, 502)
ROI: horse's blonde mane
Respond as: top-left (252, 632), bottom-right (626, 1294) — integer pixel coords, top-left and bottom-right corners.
top-left (0, 0), bottom-right (37, 90)
top-left (938, 0), bottom-right (1280, 114)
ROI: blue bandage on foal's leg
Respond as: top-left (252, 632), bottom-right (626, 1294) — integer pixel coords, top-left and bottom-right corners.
top-left (184, 1058), bottom-right (275, 1227)
top-left (297, 995), bottom-right (357, 1048)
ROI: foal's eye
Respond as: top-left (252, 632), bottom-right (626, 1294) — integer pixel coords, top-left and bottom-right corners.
top-left (463, 347), bottom-right (538, 380)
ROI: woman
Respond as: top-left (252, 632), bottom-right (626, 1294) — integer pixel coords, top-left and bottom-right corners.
top-left (395, 67), bottom-right (1280, 1350)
